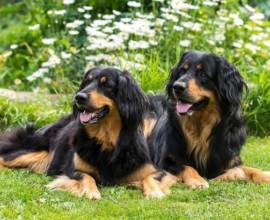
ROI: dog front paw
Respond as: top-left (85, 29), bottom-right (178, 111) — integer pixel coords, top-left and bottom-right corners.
top-left (185, 177), bottom-right (209, 189)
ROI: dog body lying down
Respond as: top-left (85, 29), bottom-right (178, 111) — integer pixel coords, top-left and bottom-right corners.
top-left (0, 67), bottom-right (175, 199)
top-left (145, 51), bottom-right (270, 188)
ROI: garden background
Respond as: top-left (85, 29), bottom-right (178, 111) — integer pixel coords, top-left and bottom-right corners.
top-left (0, 0), bottom-right (270, 219)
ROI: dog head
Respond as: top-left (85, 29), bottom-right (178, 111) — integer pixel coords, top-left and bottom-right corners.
top-left (73, 67), bottom-right (147, 130)
top-left (166, 51), bottom-right (246, 116)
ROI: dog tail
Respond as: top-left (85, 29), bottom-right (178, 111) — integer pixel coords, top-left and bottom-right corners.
top-left (0, 125), bottom-right (51, 172)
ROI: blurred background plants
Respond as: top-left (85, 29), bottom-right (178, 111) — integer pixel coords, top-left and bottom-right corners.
top-left (0, 0), bottom-right (269, 135)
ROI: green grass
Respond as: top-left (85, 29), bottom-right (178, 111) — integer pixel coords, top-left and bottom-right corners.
top-left (0, 136), bottom-right (270, 219)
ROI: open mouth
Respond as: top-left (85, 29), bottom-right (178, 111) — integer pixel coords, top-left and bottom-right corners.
top-left (79, 106), bottom-right (109, 124)
top-left (176, 98), bottom-right (209, 116)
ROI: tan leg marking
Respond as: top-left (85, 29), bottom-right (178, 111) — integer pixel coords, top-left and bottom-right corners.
top-left (177, 166), bottom-right (209, 189)
top-left (125, 164), bottom-right (177, 199)
top-left (47, 174), bottom-right (101, 200)
top-left (153, 171), bottom-right (177, 195)
top-left (125, 164), bottom-right (156, 182)
top-left (242, 166), bottom-right (270, 183)
top-left (1, 151), bottom-right (52, 173)
top-left (0, 158), bottom-right (5, 169)
top-left (214, 167), bottom-right (246, 181)
top-left (73, 153), bottom-right (97, 173)
top-left (215, 166), bottom-right (270, 184)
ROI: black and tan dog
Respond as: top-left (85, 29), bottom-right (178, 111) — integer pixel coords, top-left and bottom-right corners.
top-left (0, 67), bottom-right (176, 199)
top-left (145, 51), bottom-right (270, 188)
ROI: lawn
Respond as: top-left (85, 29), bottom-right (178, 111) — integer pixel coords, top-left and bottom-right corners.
top-left (0, 136), bottom-right (270, 219)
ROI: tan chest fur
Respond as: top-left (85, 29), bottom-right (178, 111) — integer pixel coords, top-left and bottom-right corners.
top-left (85, 107), bottom-right (122, 151)
top-left (179, 105), bottom-right (220, 169)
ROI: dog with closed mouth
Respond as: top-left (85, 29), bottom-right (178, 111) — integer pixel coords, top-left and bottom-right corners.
top-left (0, 67), bottom-right (176, 199)
top-left (144, 51), bottom-right (270, 189)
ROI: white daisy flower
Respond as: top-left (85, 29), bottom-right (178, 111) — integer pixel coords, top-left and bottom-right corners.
top-left (179, 39), bottom-right (191, 47)
top-left (42, 38), bottom-right (56, 45)
top-left (29, 24), bottom-right (40, 30)
top-left (127, 1), bottom-right (141, 8)
top-left (63, 0), bottom-right (75, 5)
top-left (10, 44), bottom-right (18, 50)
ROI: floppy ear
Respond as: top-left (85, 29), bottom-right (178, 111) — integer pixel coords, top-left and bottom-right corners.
top-left (166, 51), bottom-right (188, 97)
top-left (116, 71), bottom-right (148, 131)
top-left (215, 56), bottom-right (246, 107)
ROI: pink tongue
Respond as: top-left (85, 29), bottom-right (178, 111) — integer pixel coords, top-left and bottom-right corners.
top-left (176, 102), bottom-right (192, 114)
top-left (79, 111), bottom-right (95, 123)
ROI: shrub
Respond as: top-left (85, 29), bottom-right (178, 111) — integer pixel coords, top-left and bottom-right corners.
top-left (0, 0), bottom-right (269, 135)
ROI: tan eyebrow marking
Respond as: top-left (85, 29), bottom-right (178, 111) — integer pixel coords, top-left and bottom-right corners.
top-left (100, 76), bottom-right (107, 83)
top-left (88, 74), bottom-right (93, 80)
top-left (183, 63), bottom-right (189, 70)
top-left (196, 64), bottom-right (203, 70)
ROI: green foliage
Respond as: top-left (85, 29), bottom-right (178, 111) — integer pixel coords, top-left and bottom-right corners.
top-left (0, 96), bottom-right (70, 130)
top-left (245, 83), bottom-right (270, 136)
top-left (0, 0), bottom-right (269, 135)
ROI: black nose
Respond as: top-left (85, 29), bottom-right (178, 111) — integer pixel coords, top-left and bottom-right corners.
top-left (173, 81), bottom-right (186, 94)
top-left (75, 92), bottom-right (88, 105)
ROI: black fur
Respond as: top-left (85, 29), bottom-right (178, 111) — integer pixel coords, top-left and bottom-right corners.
top-left (0, 67), bottom-right (151, 186)
top-left (147, 51), bottom-right (247, 178)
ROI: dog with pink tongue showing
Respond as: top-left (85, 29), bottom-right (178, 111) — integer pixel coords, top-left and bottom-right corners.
top-left (145, 51), bottom-right (270, 191)
top-left (0, 66), bottom-right (176, 200)
top-left (80, 111), bottom-right (95, 123)
top-left (176, 102), bottom-right (193, 116)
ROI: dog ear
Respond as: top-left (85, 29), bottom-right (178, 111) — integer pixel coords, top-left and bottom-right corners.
top-left (116, 71), bottom-right (147, 131)
top-left (215, 56), bottom-right (246, 107)
top-left (166, 51), bottom-right (188, 96)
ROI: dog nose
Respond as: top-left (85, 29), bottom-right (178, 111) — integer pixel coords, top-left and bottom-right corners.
top-left (173, 81), bottom-right (186, 93)
top-left (75, 92), bottom-right (88, 105)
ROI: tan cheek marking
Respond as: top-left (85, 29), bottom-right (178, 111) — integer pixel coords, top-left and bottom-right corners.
top-left (179, 79), bottom-right (221, 170)
top-left (188, 79), bottom-right (216, 101)
top-left (86, 92), bottom-right (122, 151)
top-left (89, 90), bottom-right (115, 109)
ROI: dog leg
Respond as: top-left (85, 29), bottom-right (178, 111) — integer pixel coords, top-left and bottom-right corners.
top-left (215, 166), bottom-right (270, 183)
top-left (47, 173), bottom-right (101, 200)
top-left (214, 167), bottom-right (246, 181)
top-left (177, 166), bottom-right (209, 189)
top-left (0, 151), bottom-right (52, 173)
top-left (125, 164), bottom-right (177, 199)
top-left (0, 158), bottom-right (5, 169)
